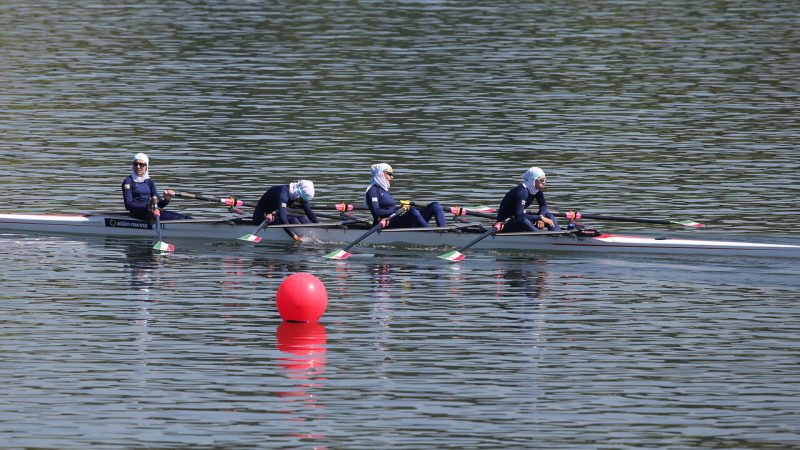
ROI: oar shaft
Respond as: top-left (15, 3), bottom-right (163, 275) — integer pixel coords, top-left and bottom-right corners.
top-left (175, 192), bottom-right (256, 208)
top-left (340, 208), bottom-right (406, 252)
top-left (549, 210), bottom-right (702, 227)
top-left (454, 218), bottom-right (510, 252)
top-left (155, 209), bottom-right (164, 242)
top-left (455, 227), bottom-right (496, 253)
top-left (560, 212), bottom-right (669, 225)
top-left (310, 203), bottom-right (367, 212)
top-left (340, 223), bottom-right (382, 252)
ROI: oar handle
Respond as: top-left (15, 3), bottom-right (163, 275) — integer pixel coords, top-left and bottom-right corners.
top-left (174, 192), bottom-right (256, 208)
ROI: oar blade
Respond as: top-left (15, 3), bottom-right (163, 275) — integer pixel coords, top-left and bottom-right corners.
top-left (437, 250), bottom-right (465, 262)
top-left (674, 219), bottom-right (705, 228)
top-left (153, 241), bottom-right (175, 252)
top-left (238, 233), bottom-right (263, 243)
top-left (470, 205), bottom-right (496, 213)
top-left (323, 249), bottom-right (351, 260)
top-left (449, 205), bottom-right (496, 216)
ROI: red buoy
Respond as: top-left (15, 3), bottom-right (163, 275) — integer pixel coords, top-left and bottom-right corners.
top-left (276, 273), bottom-right (328, 322)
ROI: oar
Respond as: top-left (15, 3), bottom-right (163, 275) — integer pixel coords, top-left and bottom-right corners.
top-left (266, 221), bottom-right (362, 228)
top-left (238, 211), bottom-right (277, 243)
top-left (238, 217), bottom-right (271, 243)
top-left (548, 210), bottom-right (704, 228)
top-left (314, 210), bottom-right (371, 224)
top-left (307, 202), bottom-right (361, 212)
top-left (174, 191), bottom-right (255, 208)
top-left (152, 207), bottom-right (174, 252)
top-left (437, 218), bottom-right (510, 262)
top-left (448, 206), bottom-right (495, 220)
top-left (323, 208), bottom-right (408, 260)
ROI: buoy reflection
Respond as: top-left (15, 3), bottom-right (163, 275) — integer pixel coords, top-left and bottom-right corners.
top-left (276, 321), bottom-right (328, 444)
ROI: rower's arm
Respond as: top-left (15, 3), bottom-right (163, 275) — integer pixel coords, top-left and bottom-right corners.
top-left (366, 185), bottom-right (397, 218)
top-left (303, 203), bottom-right (319, 223)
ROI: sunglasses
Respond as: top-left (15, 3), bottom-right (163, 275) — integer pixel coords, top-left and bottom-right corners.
top-left (133, 162), bottom-right (147, 168)
top-left (536, 178), bottom-right (547, 183)
top-left (385, 172), bottom-right (394, 177)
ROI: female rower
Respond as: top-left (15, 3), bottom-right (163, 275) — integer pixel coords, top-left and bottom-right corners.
top-left (365, 163), bottom-right (446, 229)
top-left (122, 152), bottom-right (191, 221)
top-left (495, 166), bottom-right (560, 232)
top-left (252, 180), bottom-right (319, 242)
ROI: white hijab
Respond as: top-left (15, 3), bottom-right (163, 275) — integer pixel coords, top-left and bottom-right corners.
top-left (521, 166), bottom-right (545, 195)
top-left (289, 179), bottom-right (315, 201)
top-left (369, 163), bottom-right (393, 192)
top-left (131, 152), bottom-right (150, 183)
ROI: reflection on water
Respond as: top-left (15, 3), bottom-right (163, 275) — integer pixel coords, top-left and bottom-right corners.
top-left (276, 321), bottom-right (327, 443)
top-left (2, 0), bottom-right (800, 447)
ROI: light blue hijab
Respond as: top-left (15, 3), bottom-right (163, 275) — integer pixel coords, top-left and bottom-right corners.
top-left (521, 166), bottom-right (545, 195)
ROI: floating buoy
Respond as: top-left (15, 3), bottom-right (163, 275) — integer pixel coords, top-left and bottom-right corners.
top-left (276, 272), bottom-right (328, 322)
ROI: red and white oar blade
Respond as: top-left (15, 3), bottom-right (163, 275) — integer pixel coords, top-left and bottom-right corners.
top-left (153, 241), bottom-right (175, 252)
top-left (674, 219), bottom-right (705, 228)
top-left (437, 250), bottom-right (465, 262)
top-left (470, 205), bottom-right (496, 213)
top-left (238, 233), bottom-right (263, 243)
top-left (449, 205), bottom-right (497, 215)
top-left (323, 249), bottom-right (351, 260)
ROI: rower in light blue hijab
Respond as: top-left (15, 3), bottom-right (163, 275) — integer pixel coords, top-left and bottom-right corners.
top-left (364, 163), bottom-right (446, 229)
top-left (522, 166), bottom-right (546, 195)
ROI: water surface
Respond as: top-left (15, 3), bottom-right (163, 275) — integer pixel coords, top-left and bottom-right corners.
top-left (1, 1), bottom-right (799, 448)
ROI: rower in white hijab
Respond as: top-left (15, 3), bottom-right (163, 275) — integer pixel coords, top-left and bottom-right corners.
top-left (131, 152), bottom-right (150, 183)
top-left (289, 179), bottom-right (315, 202)
top-left (370, 163), bottom-right (393, 192)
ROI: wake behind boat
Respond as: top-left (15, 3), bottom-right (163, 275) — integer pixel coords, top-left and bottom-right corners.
top-left (2, 212), bottom-right (799, 258)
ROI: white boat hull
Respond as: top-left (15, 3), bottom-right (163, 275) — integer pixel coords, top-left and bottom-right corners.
top-left (2, 212), bottom-right (800, 257)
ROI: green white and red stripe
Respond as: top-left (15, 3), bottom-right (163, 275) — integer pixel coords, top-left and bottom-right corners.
top-left (323, 249), bottom-right (351, 260)
top-left (153, 241), bottom-right (174, 252)
top-left (437, 250), bottom-right (465, 262)
top-left (238, 233), bottom-right (263, 243)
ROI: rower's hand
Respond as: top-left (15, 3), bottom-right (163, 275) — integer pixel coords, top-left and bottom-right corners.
top-left (379, 218), bottom-right (390, 228)
top-left (493, 221), bottom-right (504, 232)
top-left (291, 234), bottom-right (304, 243)
top-left (539, 215), bottom-right (554, 228)
top-left (163, 190), bottom-right (175, 201)
top-left (265, 213), bottom-right (275, 224)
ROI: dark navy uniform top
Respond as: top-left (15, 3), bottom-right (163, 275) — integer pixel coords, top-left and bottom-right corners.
top-left (365, 184), bottom-right (398, 224)
top-left (122, 176), bottom-right (170, 221)
top-left (496, 184), bottom-right (549, 222)
top-left (252, 185), bottom-right (319, 234)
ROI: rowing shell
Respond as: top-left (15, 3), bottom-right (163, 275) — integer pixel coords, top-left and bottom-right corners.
top-left (1, 212), bottom-right (799, 258)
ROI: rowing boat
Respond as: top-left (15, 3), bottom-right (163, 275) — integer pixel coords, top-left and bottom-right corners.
top-left (2, 212), bottom-right (799, 258)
